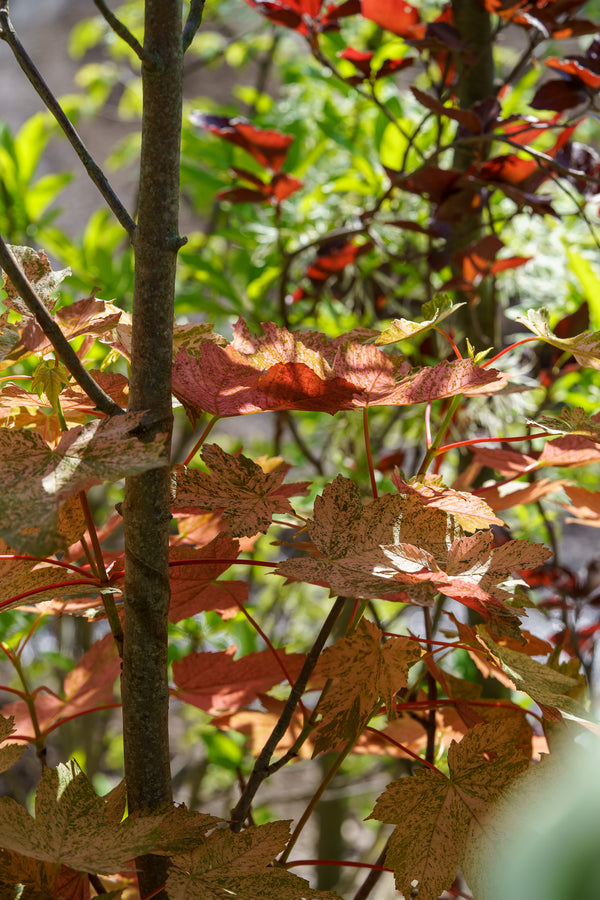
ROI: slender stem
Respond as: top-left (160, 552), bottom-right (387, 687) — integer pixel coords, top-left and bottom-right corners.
top-left (278, 740), bottom-right (353, 865)
top-left (182, 414), bottom-right (220, 465)
top-left (230, 595), bottom-right (347, 830)
top-left (423, 607), bottom-right (438, 765)
top-left (0, 8), bottom-right (135, 237)
top-left (0, 237), bottom-right (124, 417)
top-left (417, 395), bottom-right (462, 477)
top-left (228, 586), bottom-right (307, 712)
top-left (10, 650), bottom-right (45, 765)
top-left (79, 492), bottom-right (124, 656)
top-left (363, 407), bottom-right (378, 499)
top-left (352, 841), bottom-right (392, 900)
top-left (93, 0), bottom-right (154, 66)
top-left (182, 0), bottom-right (206, 52)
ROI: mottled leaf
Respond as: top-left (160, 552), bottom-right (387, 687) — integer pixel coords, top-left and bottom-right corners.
top-left (0, 759), bottom-right (174, 872)
top-left (173, 445), bottom-right (309, 537)
top-left (477, 628), bottom-right (593, 724)
top-left (370, 719), bottom-right (530, 900)
top-left (1, 246), bottom-right (70, 316)
top-left (0, 715), bottom-right (24, 774)
top-left (392, 473), bottom-right (503, 532)
top-left (277, 475), bottom-right (459, 601)
top-left (312, 619), bottom-right (421, 753)
top-left (516, 307), bottom-right (600, 369)
top-left (0, 412), bottom-right (167, 555)
top-left (374, 296), bottom-right (464, 345)
top-left (167, 820), bottom-right (341, 900)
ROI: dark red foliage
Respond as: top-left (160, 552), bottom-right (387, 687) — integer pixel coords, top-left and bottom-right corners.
top-left (190, 113), bottom-right (294, 172)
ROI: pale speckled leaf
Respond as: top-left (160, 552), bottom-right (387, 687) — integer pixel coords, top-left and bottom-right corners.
top-left (21, 296), bottom-right (122, 356)
top-left (1, 245), bottom-right (70, 316)
top-left (0, 759), bottom-right (172, 873)
top-left (531, 406), bottom-right (600, 440)
top-left (172, 445), bottom-right (309, 537)
top-left (516, 307), bottom-right (600, 370)
top-left (172, 321), bottom-right (227, 353)
top-left (392, 473), bottom-right (503, 532)
top-left (381, 532), bottom-right (550, 630)
top-left (375, 296), bottom-right (463, 345)
top-left (172, 647), bottom-right (305, 713)
top-left (476, 628), bottom-right (593, 724)
top-left (0, 320), bottom-right (20, 360)
top-left (313, 619), bottom-right (421, 753)
top-left (167, 820), bottom-right (342, 900)
top-left (0, 715), bottom-right (24, 774)
top-left (370, 719), bottom-right (530, 900)
top-left (0, 412), bottom-right (167, 555)
top-left (376, 358), bottom-right (508, 405)
top-left (277, 476), bottom-right (458, 601)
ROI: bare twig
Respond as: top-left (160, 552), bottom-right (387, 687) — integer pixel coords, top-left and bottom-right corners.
top-left (93, 0), bottom-right (156, 67)
top-left (182, 0), bottom-right (206, 52)
top-left (0, 6), bottom-right (136, 237)
top-left (229, 595), bottom-right (348, 830)
top-left (0, 237), bottom-right (124, 417)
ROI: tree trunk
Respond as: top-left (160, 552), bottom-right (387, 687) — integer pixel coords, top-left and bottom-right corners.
top-left (450, 0), bottom-right (497, 345)
top-left (121, 2), bottom-right (183, 897)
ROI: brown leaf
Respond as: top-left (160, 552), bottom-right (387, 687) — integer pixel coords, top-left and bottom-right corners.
top-left (0, 412), bottom-right (167, 555)
top-left (392, 473), bottom-right (503, 532)
top-left (312, 619), bottom-right (421, 753)
top-left (370, 719), bottom-right (530, 900)
top-left (167, 820), bottom-right (341, 900)
top-left (173, 445), bottom-right (309, 537)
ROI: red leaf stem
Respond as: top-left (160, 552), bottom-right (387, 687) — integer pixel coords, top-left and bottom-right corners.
top-left (365, 725), bottom-right (440, 771)
top-left (436, 432), bottom-right (549, 453)
top-left (483, 336), bottom-right (539, 366)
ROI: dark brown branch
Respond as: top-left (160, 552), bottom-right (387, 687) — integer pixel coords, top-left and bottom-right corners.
top-left (93, 0), bottom-right (157, 67)
top-left (0, 236), bottom-right (124, 417)
top-left (0, 6), bottom-right (136, 238)
top-left (230, 595), bottom-right (347, 831)
top-left (182, 0), bottom-right (206, 52)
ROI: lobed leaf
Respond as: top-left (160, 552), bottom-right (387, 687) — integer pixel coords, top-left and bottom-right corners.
top-left (370, 719), bottom-right (530, 900)
top-left (0, 412), bottom-right (167, 555)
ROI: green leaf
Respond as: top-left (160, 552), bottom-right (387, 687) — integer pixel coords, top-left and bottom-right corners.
top-left (374, 296), bottom-right (464, 345)
top-left (516, 308), bottom-right (600, 370)
top-left (477, 628), bottom-right (593, 725)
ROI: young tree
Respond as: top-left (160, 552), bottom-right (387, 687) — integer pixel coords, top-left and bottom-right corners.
top-left (0, 1), bottom-right (599, 899)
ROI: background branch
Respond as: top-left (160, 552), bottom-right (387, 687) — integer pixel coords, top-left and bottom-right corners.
top-left (0, 6), bottom-right (136, 237)
top-left (93, 0), bottom-right (155, 66)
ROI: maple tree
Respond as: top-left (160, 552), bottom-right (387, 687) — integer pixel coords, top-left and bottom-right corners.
top-left (0, 0), bottom-right (599, 898)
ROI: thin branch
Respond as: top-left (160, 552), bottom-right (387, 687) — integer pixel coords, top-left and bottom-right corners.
top-left (182, 0), bottom-right (206, 52)
top-left (94, 0), bottom-right (151, 66)
top-left (0, 7), bottom-right (136, 237)
top-left (93, 0), bottom-right (156, 66)
top-left (0, 237), bottom-right (125, 417)
top-left (229, 595), bottom-right (348, 831)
